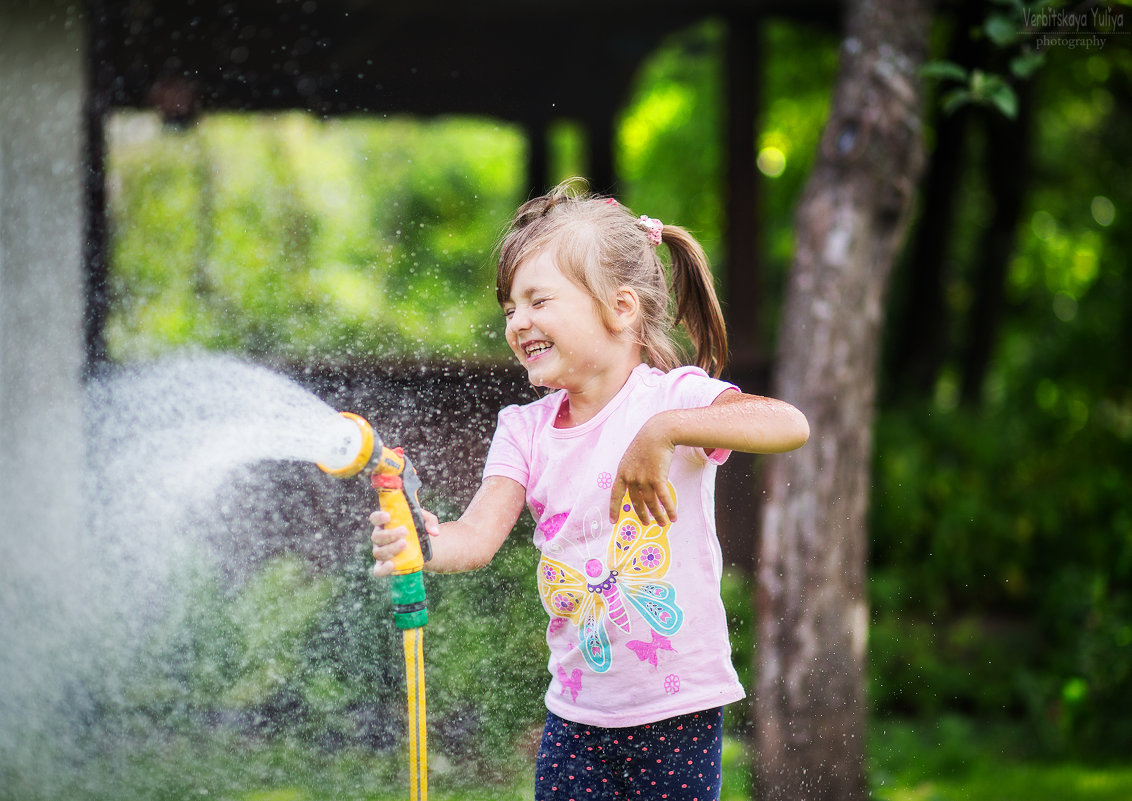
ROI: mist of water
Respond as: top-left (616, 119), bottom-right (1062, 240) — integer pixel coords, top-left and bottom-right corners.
top-left (0, 353), bottom-right (374, 795)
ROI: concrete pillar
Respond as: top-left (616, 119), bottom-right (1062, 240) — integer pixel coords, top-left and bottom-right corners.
top-left (0, 0), bottom-right (88, 764)
top-left (0, 0), bottom-right (86, 551)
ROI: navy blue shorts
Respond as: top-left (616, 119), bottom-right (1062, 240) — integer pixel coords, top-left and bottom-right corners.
top-left (534, 707), bottom-right (724, 800)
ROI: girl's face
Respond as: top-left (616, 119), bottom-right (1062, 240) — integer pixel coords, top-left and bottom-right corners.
top-left (502, 250), bottom-right (628, 392)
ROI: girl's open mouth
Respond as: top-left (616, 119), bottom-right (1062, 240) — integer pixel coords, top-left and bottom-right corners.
top-left (524, 341), bottom-right (553, 360)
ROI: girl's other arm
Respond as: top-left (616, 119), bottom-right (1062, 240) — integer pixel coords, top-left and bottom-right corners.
top-left (370, 475), bottom-right (527, 575)
top-left (612, 389), bottom-right (809, 525)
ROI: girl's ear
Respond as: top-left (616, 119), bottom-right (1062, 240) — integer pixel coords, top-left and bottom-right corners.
top-left (612, 287), bottom-right (641, 332)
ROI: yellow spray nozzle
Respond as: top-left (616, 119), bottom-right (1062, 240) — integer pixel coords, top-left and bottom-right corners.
top-left (372, 446), bottom-right (431, 629)
top-left (316, 411), bottom-right (376, 478)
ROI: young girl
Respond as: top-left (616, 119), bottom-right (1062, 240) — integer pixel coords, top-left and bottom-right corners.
top-left (370, 181), bottom-right (809, 800)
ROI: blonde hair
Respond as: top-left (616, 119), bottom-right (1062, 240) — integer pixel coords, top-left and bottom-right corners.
top-left (496, 179), bottom-right (728, 377)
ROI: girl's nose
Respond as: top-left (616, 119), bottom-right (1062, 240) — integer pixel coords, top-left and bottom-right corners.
top-left (507, 307), bottom-right (531, 332)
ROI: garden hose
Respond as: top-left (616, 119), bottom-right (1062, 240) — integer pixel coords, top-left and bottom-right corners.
top-left (402, 625), bottom-right (427, 801)
top-left (318, 412), bottom-right (432, 801)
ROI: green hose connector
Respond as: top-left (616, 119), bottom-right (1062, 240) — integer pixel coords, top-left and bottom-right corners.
top-left (391, 570), bottom-right (428, 630)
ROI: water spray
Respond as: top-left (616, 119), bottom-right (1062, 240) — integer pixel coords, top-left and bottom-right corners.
top-left (318, 411), bottom-right (432, 801)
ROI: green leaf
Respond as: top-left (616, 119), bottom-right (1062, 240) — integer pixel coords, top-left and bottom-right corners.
top-left (1010, 49), bottom-right (1046, 79)
top-left (921, 60), bottom-right (969, 83)
top-left (941, 87), bottom-right (972, 115)
top-left (985, 14), bottom-right (1019, 46)
top-left (969, 68), bottom-right (990, 96)
top-left (968, 71), bottom-right (1019, 119)
top-left (989, 83), bottom-right (1019, 118)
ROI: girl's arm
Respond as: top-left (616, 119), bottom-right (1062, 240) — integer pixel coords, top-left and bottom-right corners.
top-left (611, 389), bottom-right (809, 525)
top-left (370, 474), bottom-right (527, 575)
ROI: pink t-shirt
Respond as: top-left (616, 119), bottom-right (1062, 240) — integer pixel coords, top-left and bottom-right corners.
top-left (482, 363), bottom-right (746, 727)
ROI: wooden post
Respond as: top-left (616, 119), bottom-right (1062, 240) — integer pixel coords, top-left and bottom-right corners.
top-left (585, 109), bottom-right (616, 196)
top-left (527, 115), bottom-right (550, 199)
top-left (84, 1), bottom-right (111, 375)
top-left (716, 14), bottom-right (765, 573)
top-left (724, 12), bottom-right (763, 374)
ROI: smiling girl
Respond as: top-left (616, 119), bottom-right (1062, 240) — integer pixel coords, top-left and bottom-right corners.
top-left (370, 180), bottom-right (809, 800)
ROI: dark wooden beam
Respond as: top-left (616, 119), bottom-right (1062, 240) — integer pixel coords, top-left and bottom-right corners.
top-left (83, 0), bottom-right (112, 377)
top-left (526, 116), bottom-right (550, 198)
top-left (724, 12), bottom-right (765, 374)
top-left (91, 3), bottom-right (696, 120)
top-left (715, 14), bottom-right (767, 573)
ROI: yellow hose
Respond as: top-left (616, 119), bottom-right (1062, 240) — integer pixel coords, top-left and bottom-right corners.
top-left (403, 627), bottom-right (428, 801)
top-left (317, 416), bottom-right (429, 799)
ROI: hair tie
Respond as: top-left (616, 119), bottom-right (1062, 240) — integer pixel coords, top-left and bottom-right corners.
top-left (637, 215), bottom-right (664, 246)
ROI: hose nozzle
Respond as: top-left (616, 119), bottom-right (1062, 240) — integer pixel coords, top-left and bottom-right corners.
top-left (373, 446), bottom-right (431, 629)
top-left (317, 411), bottom-right (429, 630)
top-left (316, 411), bottom-right (376, 477)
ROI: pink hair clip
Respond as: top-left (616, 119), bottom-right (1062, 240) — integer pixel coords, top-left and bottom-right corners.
top-left (638, 215), bottom-right (664, 246)
top-left (603, 198), bottom-right (619, 206)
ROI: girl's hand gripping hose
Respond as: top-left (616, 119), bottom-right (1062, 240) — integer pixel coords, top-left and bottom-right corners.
top-left (318, 411), bottom-right (431, 801)
top-left (315, 411), bottom-right (433, 627)
top-left (371, 445), bottom-right (432, 629)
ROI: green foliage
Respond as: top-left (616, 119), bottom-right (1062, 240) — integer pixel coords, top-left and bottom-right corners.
top-left (870, 594), bottom-right (1041, 719)
top-left (756, 21), bottom-right (840, 339)
top-left (223, 557), bottom-right (338, 707)
top-left (940, 68), bottom-right (1021, 118)
top-left (612, 17), bottom-right (837, 350)
top-left (874, 17), bottom-right (1132, 757)
top-left (921, 0), bottom-right (1052, 119)
top-left (425, 521), bottom-right (546, 777)
top-left (618, 20), bottom-right (727, 263)
top-left (870, 398), bottom-right (1132, 752)
top-left (720, 567), bottom-right (755, 730)
top-left (78, 511), bottom-right (546, 792)
top-left (107, 113), bottom-right (524, 362)
top-left (105, 18), bottom-right (842, 366)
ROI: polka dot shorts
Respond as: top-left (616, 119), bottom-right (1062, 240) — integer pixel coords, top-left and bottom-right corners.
top-left (534, 707), bottom-right (723, 800)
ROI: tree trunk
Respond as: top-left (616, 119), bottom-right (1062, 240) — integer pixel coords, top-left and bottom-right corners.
top-left (754, 1), bottom-right (932, 799)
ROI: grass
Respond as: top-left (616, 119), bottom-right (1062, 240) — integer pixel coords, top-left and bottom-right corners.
top-left (876, 766), bottom-right (1132, 801)
top-left (712, 716), bottom-right (1132, 801)
top-left (6, 715), bottom-right (1131, 801)
top-left (869, 716), bottom-right (1132, 801)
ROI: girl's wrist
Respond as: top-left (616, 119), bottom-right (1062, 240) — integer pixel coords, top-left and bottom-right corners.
top-left (644, 410), bottom-right (679, 450)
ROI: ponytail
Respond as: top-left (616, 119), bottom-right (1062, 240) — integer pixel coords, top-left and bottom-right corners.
top-left (662, 226), bottom-right (729, 378)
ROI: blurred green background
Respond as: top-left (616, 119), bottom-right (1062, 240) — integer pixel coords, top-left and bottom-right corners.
top-left (54, 12), bottom-right (1132, 801)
